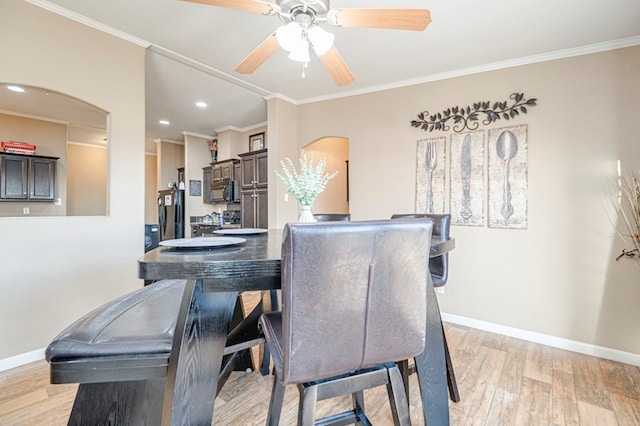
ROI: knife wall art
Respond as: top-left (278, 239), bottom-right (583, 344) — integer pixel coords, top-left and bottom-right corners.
top-left (450, 131), bottom-right (484, 226)
top-left (416, 137), bottom-right (446, 214)
top-left (488, 124), bottom-right (528, 229)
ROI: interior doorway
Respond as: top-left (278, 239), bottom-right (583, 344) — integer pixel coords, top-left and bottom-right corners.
top-left (303, 136), bottom-right (349, 215)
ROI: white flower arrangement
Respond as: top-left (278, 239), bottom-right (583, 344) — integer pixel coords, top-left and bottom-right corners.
top-left (618, 171), bottom-right (640, 261)
top-left (275, 152), bottom-right (338, 207)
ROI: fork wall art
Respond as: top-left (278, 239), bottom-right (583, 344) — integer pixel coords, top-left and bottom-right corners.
top-left (416, 137), bottom-right (446, 214)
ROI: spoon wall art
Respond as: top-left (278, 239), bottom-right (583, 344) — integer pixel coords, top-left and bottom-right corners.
top-left (488, 124), bottom-right (528, 229)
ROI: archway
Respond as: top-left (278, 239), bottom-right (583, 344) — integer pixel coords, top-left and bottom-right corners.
top-left (303, 136), bottom-right (349, 215)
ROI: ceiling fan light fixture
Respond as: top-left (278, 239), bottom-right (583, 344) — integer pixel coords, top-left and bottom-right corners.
top-left (275, 22), bottom-right (303, 52)
top-left (288, 39), bottom-right (310, 63)
top-left (308, 25), bottom-right (334, 55)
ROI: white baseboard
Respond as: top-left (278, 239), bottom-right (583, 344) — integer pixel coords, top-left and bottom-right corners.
top-left (0, 348), bottom-right (45, 373)
top-left (441, 312), bottom-right (640, 367)
top-left (2, 315), bottom-right (639, 372)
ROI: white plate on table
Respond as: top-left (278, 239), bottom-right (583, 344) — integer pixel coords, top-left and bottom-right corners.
top-left (159, 236), bottom-right (246, 249)
top-left (214, 228), bottom-right (268, 235)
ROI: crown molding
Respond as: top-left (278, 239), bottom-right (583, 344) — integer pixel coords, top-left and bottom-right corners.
top-left (26, 0), bottom-right (150, 48)
top-left (154, 138), bottom-right (184, 145)
top-left (150, 45), bottom-right (272, 97)
top-left (215, 121), bottom-right (268, 134)
top-left (182, 131), bottom-right (215, 140)
top-left (264, 93), bottom-right (299, 105)
top-left (299, 36), bottom-right (640, 106)
top-left (0, 109), bottom-right (69, 125)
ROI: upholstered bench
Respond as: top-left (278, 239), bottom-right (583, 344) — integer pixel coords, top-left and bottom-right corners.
top-left (46, 279), bottom-right (186, 424)
top-left (46, 278), bottom-right (268, 424)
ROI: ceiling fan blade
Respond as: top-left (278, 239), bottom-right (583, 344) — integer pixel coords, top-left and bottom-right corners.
top-left (332, 8), bottom-right (431, 31)
top-left (181, 0), bottom-right (275, 15)
top-left (318, 46), bottom-right (354, 86)
top-left (235, 33), bottom-right (279, 74)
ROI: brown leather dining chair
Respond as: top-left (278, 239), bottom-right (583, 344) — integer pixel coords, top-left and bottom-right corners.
top-left (259, 219), bottom-right (433, 425)
top-left (391, 213), bottom-right (460, 403)
top-left (313, 213), bottom-right (351, 221)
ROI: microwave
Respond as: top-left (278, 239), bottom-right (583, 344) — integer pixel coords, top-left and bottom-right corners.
top-left (211, 180), bottom-right (238, 203)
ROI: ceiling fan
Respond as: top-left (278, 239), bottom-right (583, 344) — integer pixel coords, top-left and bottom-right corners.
top-left (182, 0), bottom-right (432, 86)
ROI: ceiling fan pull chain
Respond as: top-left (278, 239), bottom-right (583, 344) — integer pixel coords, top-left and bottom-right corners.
top-left (301, 62), bottom-right (307, 78)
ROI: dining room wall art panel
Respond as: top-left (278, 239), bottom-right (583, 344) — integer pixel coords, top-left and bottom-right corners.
top-left (450, 131), bottom-right (484, 226)
top-left (416, 137), bottom-right (446, 214)
top-left (488, 124), bottom-right (528, 229)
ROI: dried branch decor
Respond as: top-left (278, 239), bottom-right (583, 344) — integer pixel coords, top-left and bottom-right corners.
top-left (617, 172), bottom-right (640, 261)
top-left (411, 92), bottom-right (538, 133)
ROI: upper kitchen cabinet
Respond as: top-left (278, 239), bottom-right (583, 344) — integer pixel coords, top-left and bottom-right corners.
top-left (0, 153), bottom-right (58, 201)
top-left (211, 159), bottom-right (240, 183)
top-left (239, 149), bottom-right (268, 228)
top-left (239, 149), bottom-right (268, 190)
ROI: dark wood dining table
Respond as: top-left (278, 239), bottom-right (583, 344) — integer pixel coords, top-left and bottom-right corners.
top-left (138, 228), bottom-right (454, 425)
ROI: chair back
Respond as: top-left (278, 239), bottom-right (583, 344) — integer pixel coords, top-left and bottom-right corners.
top-left (391, 214), bottom-right (450, 287)
top-left (313, 213), bottom-right (351, 222)
top-left (279, 219), bottom-right (432, 384)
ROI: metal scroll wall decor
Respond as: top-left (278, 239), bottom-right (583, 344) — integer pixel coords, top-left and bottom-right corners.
top-left (412, 93), bottom-right (535, 229)
top-left (410, 92), bottom-right (537, 133)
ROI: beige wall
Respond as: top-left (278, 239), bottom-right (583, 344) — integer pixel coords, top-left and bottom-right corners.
top-left (67, 143), bottom-right (107, 216)
top-left (217, 124), bottom-right (267, 161)
top-left (279, 46), bottom-right (640, 357)
top-left (0, 0), bottom-right (145, 361)
top-left (268, 97), bottom-right (299, 228)
top-left (145, 153), bottom-right (157, 224)
top-left (184, 133), bottom-right (215, 233)
top-left (157, 140), bottom-right (184, 190)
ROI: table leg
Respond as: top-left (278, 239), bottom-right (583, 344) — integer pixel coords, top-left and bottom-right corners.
top-left (414, 275), bottom-right (450, 425)
top-left (162, 279), bottom-right (238, 425)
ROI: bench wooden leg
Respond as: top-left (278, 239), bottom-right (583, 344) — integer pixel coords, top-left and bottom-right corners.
top-left (68, 379), bottom-right (164, 425)
top-left (162, 279), bottom-right (238, 426)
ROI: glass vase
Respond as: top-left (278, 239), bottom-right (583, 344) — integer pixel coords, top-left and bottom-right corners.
top-left (298, 205), bottom-right (316, 223)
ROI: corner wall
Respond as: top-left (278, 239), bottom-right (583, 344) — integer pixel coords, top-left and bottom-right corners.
top-left (0, 0), bottom-right (146, 361)
top-left (295, 46), bottom-right (640, 357)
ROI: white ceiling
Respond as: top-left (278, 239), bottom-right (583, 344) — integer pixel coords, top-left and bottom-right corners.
top-left (16, 0), bottom-right (640, 144)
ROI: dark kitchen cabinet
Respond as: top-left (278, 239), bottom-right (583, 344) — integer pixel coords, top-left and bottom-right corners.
top-left (239, 149), bottom-right (268, 228)
top-left (0, 153), bottom-right (58, 201)
top-left (240, 188), bottom-right (268, 229)
top-left (202, 166), bottom-right (214, 204)
top-left (239, 149), bottom-right (268, 190)
top-left (211, 159), bottom-right (240, 184)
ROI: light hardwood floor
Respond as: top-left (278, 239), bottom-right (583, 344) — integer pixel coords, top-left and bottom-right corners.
top-left (1, 297), bottom-right (639, 425)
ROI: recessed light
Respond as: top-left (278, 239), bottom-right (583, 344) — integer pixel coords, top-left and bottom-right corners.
top-left (159, 120), bottom-right (170, 125)
top-left (7, 85), bottom-right (25, 93)
top-left (195, 101), bottom-right (207, 108)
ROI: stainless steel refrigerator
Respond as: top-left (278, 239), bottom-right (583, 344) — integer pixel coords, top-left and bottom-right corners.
top-left (158, 188), bottom-right (185, 240)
